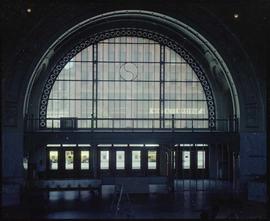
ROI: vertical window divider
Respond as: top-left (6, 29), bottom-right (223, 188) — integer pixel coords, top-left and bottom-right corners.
top-left (92, 43), bottom-right (98, 128)
top-left (160, 45), bottom-right (165, 128)
top-left (80, 53), bottom-right (83, 126)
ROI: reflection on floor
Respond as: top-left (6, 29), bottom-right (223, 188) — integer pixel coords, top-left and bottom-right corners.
top-left (2, 185), bottom-right (267, 219)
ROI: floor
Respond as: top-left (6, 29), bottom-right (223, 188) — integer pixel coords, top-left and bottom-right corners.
top-left (2, 185), bottom-right (268, 219)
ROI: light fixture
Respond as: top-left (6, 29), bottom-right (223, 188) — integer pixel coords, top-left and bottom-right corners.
top-left (26, 8), bottom-right (32, 13)
top-left (233, 13), bottom-right (239, 19)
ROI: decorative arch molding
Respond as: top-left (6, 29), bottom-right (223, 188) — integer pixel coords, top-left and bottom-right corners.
top-left (39, 28), bottom-right (216, 128)
top-left (22, 10), bottom-right (247, 130)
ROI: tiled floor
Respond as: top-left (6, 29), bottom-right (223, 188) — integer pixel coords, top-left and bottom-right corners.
top-left (2, 187), bottom-right (268, 219)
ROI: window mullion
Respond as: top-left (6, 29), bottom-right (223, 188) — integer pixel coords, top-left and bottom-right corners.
top-left (160, 44), bottom-right (165, 128)
top-left (92, 43), bottom-right (98, 128)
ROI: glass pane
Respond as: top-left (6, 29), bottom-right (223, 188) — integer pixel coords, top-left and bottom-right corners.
top-left (65, 151), bottom-right (74, 170)
top-left (132, 151), bottom-right (141, 169)
top-left (116, 151), bottom-right (125, 170)
top-left (182, 151), bottom-right (190, 169)
top-left (197, 150), bottom-right (205, 169)
top-left (148, 150), bottom-right (157, 169)
top-left (49, 151), bottom-right (58, 170)
top-left (100, 151), bottom-right (109, 169)
top-left (81, 151), bottom-right (89, 170)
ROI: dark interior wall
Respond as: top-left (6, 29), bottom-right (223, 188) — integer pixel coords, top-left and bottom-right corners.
top-left (1, 0), bottom-right (268, 130)
top-left (1, 0), bottom-right (269, 206)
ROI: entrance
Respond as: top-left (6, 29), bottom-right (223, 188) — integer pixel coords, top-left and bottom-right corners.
top-left (173, 144), bottom-right (208, 179)
top-left (46, 144), bottom-right (93, 178)
top-left (45, 143), bottom-right (235, 182)
top-left (97, 144), bottom-right (159, 177)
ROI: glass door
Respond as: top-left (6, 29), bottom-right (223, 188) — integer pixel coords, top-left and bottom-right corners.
top-left (146, 148), bottom-right (159, 175)
top-left (116, 151), bottom-right (125, 170)
top-left (98, 149), bottom-right (111, 176)
top-left (130, 149), bottom-right (143, 176)
top-left (79, 149), bottom-right (92, 177)
top-left (195, 144), bottom-right (208, 179)
top-left (80, 150), bottom-right (90, 170)
top-left (176, 144), bottom-right (208, 179)
top-left (47, 147), bottom-right (61, 178)
top-left (115, 149), bottom-right (127, 176)
top-left (65, 150), bottom-right (74, 170)
top-left (49, 151), bottom-right (59, 170)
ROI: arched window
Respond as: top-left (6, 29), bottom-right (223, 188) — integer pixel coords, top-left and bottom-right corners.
top-left (40, 29), bottom-right (215, 129)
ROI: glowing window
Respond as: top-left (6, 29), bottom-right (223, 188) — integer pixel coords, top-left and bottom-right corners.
top-left (197, 150), bottom-right (205, 169)
top-left (49, 151), bottom-right (58, 170)
top-left (116, 151), bottom-right (125, 170)
top-left (65, 151), bottom-right (74, 170)
top-left (132, 151), bottom-right (141, 169)
top-left (182, 151), bottom-right (190, 169)
top-left (100, 151), bottom-right (109, 169)
top-left (81, 151), bottom-right (89, 170)
top-left (148, 150), bottom-right (157, 169)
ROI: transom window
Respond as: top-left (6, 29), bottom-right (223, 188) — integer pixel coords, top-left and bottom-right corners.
top-left (42, 31), bottom-right (215, 129)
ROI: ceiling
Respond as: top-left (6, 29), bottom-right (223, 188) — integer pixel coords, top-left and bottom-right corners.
top-left (1, 0), bottom-right (269, 80)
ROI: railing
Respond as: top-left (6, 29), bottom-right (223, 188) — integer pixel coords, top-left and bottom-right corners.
top-left (24, 115), bottom-right (238, 133)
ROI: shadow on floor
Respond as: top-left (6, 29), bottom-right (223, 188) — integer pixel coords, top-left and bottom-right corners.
top-left (1, 189), bottom-right (267, 219)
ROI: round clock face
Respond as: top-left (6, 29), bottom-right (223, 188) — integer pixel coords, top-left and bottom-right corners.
top-left (120, 63), bottom-right (138, 81)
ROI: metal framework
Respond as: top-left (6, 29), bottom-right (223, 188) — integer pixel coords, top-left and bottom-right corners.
top-left (39, 28), bottom-right (215, 129)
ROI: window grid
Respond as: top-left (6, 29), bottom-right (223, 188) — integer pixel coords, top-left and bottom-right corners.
top-left (46, 37), bottom-right (210, 128)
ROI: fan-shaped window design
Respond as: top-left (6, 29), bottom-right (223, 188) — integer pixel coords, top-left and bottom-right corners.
top-left (40, 30), bottom-right (215, 129)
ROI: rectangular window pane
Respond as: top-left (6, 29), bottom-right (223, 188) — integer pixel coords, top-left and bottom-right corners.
top-left (100, 151), bottom-right (109, 170)
top-left (81, 151), bottom-right (89, 170)
top-left (132, 151), bottom-right (141, 169)
top-left (49, 151), bottom-right (58, 170)
top-left (148, 150), bottom-right (157, 169)
top-left (65, 151), bottom-right (74, 170)
top-left (197, 150), bottom-right (205, 169)
top-left (182, 151), bottom-right (190, 169)
top-left (116, 151), bottom-right (125, 170)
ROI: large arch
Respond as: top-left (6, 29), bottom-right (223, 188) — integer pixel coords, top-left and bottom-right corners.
top-left (39, 30), bottom-right (216, 129)
top-left (3, 9), bottom-right (265, 131)
top-left (2, 5), bottom-right (267, 207)
top-left (26, 11), bottom-right (237, 126)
